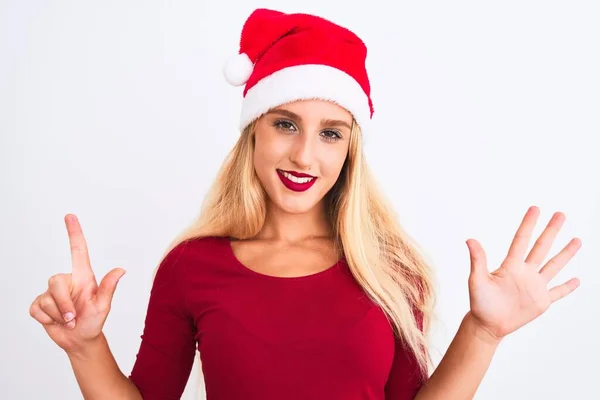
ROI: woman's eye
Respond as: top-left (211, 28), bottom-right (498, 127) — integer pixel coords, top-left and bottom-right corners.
top-left (321, 130), bottom-right (342, 142)
top-left (274, 120), bottom-right (296, 131)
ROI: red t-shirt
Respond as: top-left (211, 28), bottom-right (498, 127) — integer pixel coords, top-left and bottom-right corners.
top-left (128, 236), bottom-right (424, 399)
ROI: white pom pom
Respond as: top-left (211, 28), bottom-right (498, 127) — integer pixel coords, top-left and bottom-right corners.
top-left (222, 53), bottom-right (253, 86)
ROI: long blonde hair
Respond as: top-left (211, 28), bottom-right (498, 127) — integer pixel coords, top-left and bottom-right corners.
top-left (156, 118), bottom-right (437, 377)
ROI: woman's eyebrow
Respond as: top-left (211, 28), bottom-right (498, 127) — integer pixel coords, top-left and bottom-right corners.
top-left (321, 119), bottom-right (351, 130)
top-left (266, 109), bottom-right (351, 129)
top-left (265, 109), bottom-right (301, 120)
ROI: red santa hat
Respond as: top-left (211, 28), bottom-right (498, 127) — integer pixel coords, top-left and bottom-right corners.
top-left (222, 8), bottom-right (374, 132)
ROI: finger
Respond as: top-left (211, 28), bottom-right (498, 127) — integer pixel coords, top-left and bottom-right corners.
top-left (64, 214), bottom-right (95, 283)
top-left (29, 300), bottom-right (56, 325)
top-left (539, 237), bottom-right (582, 282)
top-left (38, 292), bottom-right (67, 325)
top-left (506, 206), bottom-right (540, 261)
top-left (466, 238), bottom-right (488, 278)
top-left (549, 277), bottom-right (580, 303)
top-left (95, 268), bottom-right (126, 312)
top-left (48, 274), bottom-right (76, 322)
top-left (525, 212), bottom-right (566, 267)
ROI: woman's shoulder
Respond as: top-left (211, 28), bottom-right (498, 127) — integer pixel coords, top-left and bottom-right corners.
top-left (151, 236), bottom-right (232, 292)
top-left (155, 235), bottom-right (227, 272)
top-left (163, 235), bottom-right (230, 263)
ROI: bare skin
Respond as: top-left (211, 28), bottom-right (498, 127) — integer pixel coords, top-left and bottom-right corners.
top-left (230, 235), bottom-right (342, 279)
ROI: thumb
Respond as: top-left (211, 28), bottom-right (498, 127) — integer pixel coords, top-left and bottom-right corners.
top-left (466, 239), bottom-right (488, 279)
top-left (95, 267), bottom-right (126, 312)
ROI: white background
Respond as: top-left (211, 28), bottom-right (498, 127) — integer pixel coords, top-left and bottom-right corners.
top-left (2, 1), bottom-right (599, 399)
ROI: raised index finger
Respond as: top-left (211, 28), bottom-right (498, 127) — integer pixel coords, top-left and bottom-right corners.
top-left (64, 214), bottom-right (94, 281)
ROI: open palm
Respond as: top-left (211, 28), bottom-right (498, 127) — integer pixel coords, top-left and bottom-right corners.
top-left (466, 206), bottom-right (581, 340)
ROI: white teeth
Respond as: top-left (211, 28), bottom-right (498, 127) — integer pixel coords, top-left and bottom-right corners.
top-left (281, 171), bottom-right (314, 184)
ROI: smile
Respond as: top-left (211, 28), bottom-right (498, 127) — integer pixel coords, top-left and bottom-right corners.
top-left (277, 169), bottom-right (317, 192)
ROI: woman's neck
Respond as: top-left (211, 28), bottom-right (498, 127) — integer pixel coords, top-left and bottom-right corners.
top-left (257, 201), bottom-right (331, 243)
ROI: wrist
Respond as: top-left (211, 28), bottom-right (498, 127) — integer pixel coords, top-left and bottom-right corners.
top-left (463, 312), bottom-right (503, 347)
top-left (65, 332), bottom-right (107, 361)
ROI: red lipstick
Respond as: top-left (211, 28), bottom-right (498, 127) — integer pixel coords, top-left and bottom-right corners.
top-left (277, 169), bottom-right (317, 192)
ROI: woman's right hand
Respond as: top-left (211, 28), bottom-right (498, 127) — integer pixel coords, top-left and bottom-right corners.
top-left (29, 214), bottom-right (126, 355)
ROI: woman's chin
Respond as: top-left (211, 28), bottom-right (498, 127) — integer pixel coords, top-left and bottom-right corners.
top-left (273, 194), bottom-right (321, 215)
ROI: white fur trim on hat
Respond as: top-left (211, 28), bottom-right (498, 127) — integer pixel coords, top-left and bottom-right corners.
top-left (239, 64), bottom-right (371, 132)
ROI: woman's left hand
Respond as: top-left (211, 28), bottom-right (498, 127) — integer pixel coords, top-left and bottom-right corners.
top-left (465, 206), bottom-right (581, 342)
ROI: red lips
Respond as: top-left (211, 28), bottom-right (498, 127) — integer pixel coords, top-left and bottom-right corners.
top-left (280, 170), bottom-right (315, 178)
top-left (276, 169), bottom-right (317, 192)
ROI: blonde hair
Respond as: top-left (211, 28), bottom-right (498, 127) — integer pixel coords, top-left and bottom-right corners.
top-left (156, 118), bottom-right (436, 377)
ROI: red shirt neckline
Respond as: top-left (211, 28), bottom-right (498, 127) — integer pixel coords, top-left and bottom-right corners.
top-left (225, 237), bottom-right (345, 281)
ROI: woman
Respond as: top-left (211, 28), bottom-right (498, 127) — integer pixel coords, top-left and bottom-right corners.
top-left (29, 8), bottom-right (581, 400)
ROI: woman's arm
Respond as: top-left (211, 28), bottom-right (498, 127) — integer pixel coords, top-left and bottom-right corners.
top-left (28, 215), bottom-right (143, 399)
top-left (414, 312), bottom-right (500, 400)
top-left (66, 236), bottom-right (197, 400)
top-left (29, 217), bottom-right (196, 399)
top-left (66, 333), bottom-right (142, 400)
top-left (415, 207), bottom-right (580, 399)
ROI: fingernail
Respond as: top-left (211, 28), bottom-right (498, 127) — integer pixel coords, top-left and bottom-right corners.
top-left (65, 319), bottom-right (76, 329)
top-left (64, 312), bottom-right (74, 322)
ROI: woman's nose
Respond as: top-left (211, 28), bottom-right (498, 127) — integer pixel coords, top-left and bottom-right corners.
top-left (289, 133), bottom-right (316, 170)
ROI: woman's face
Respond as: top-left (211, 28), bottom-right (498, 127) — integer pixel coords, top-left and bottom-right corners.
top-left (253, 99), bottom-right (353, 214)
